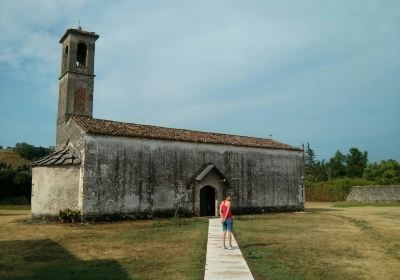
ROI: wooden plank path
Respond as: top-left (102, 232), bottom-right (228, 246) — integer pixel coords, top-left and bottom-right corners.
top-left (204, 218), bottom-right (254, 280)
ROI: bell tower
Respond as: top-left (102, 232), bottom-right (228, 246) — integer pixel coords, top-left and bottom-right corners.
top-left (56, 27), bottom-right (99, 147)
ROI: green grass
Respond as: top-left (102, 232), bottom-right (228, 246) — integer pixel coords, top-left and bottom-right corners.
top-left (3, 203), bottom-right (400, 279)
top-left (235, 202), bottom-right (400, 280)
top-left (333, 201), bottom-right (400, 207)
top-left (0, 204), bottom-right (31, 210)
top-left (235, 214), bottom-right (355, 280)
top-left (0, 208), bottom-right (208, 280)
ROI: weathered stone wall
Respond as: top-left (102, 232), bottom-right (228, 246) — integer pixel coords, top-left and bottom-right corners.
top-left (56, 117), bottom-right (86, 152)
top-left (346, 185), bottom-right (400, 202)
top-left (81, 134), bottom-right (304, 218)
top-left (31, 165), bottom-right (81, 219)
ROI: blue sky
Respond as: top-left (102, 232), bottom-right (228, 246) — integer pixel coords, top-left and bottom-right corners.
top-left (0, 0), bottom-right (399, 162)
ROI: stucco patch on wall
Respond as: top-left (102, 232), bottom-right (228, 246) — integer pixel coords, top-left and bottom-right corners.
top-left (32, 165), bottom-right (81, 218)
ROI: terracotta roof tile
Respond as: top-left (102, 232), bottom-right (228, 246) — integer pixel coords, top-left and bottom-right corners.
top-left (72, 116), bottom-right (302, 151)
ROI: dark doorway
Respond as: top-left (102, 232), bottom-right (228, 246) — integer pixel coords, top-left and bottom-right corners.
top-left (200, 186), bottom-right (215, 216)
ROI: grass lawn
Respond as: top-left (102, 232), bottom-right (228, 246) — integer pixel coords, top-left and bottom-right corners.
top-left (0, 206), bottom-right (208, 280)
top-left (2, 203), bottom-right (400, 280)
top-left (333, 201), bottom-right (400, 208)
top-left (235, 202), bottom-right (400, 280)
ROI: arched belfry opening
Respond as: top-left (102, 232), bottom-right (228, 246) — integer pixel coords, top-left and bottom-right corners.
top-left (61, 45), bottom-right (69, 73)
top-left (200, 186), bottom-right (216, 216)
top-left (76, 43), bottom-right (87, 68)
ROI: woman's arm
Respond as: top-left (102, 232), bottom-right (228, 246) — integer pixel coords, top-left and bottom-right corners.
top-left (219, 202), bottom-right (224, 221)
top-left (226, 201), bottom-right (231, 217)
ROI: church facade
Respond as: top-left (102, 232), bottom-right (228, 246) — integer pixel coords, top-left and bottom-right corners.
top-left (31, 28), bottom-right (305, 220)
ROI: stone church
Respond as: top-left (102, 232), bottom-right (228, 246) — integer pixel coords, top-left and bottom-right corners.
top-left (31, 28), bottom-right (305, 220)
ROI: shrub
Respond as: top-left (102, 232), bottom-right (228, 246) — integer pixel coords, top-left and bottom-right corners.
top-left (363, 160), bottom-right (400, 184)
top-left (0, 161), bottom-right (32, 203)
top-left (305, 178), bottom-right (374, 201)
top-left (59, 209), bottom-right (81, 223)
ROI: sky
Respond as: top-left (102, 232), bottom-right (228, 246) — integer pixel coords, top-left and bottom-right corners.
top-left (0, 0), bottom-right (399, 162)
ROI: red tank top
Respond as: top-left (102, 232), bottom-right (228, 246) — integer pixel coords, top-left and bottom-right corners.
top-left (221, 200), bottom-right (233, 219)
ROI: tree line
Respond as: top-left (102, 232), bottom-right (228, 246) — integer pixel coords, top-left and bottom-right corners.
top-left (0, 162), bottom-right (31, 202)
top-left (12, 142), bottom-right (54, 161)
top-left (304, 143), bottom-right (400, 185)
top-left (0, 143), bottom-right (54, 203)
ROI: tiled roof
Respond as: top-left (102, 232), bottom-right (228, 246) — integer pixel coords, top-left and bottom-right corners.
top-left (59, 28), bottom-right (99, 43)
top-left (72, 116), bottom-right (302, 151)
top-left (32, 147), bottom-right (81, 166)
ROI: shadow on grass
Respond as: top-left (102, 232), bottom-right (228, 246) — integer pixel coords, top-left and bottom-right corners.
top-left (0, 239), bottom-right (130, 280)
top-left (0, 204), bottom-right (31, 211)
top-left (0, 213), bottom-right (27, 216)
top-left (333, 201), bottom-right (400, 208)
top-left (239, 242), bottom-right (273, 249)
top-left (305, 207), bottom-right (343, 213)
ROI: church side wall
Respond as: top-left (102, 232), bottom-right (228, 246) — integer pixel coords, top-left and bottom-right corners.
top-left (81, 134), bottom-right (304, 218)
top-left (31, 165), bottom-right (81, 219)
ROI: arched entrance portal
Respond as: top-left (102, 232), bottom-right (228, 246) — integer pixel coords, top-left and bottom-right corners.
top-left (200, 186), bottom-right (216, 216)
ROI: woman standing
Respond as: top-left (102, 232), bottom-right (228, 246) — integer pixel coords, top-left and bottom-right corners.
top-left (219, 192), bottom-right (233, 250)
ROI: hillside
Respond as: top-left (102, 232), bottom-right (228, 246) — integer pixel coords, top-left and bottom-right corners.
top-left (0, 150), bottom-right (31, 169)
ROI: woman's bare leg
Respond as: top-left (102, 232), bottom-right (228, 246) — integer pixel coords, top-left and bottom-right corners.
top-left (222, 231), bottom-right (227, 247)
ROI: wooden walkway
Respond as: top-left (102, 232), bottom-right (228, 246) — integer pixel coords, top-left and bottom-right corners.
top-left (204, 218), bottom-right (254, 280)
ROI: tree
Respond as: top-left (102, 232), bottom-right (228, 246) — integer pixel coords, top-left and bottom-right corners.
top-left (13, 142), bottom-right (54, 161)
top-left (327, 151), bottom-right (347, 179)
top-left (0, 164), bottom-right (17, 198)
top-left (13, 170), bottom-right (32, 201)
top-left (0, 161), bottom-right (32, 202)
top-left (364, 159), bottom-right (400, 184)
top-left (314, 159), bottom-right (328, 181)
top-left (304, 142), bottom-right (318, 178)
top-left (346, 148), bottom-right (368, 178)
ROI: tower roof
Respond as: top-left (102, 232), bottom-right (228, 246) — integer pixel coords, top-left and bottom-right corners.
top-left (59, 28), bottom-right (99, 43)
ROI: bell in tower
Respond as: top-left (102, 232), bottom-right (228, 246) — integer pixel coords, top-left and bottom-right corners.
top-left (56, 27), bottom-right (99, 147)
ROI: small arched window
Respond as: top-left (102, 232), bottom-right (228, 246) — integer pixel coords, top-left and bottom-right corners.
top-left (62, 45), bottom-right (69, 73)
top-left (76, 43), bottom-right (87, 68)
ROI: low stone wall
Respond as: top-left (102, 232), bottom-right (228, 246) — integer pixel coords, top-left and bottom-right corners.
top-left (346, 185), bottom-right (400, 202)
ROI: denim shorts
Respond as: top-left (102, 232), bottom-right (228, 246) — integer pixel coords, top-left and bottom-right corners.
top-left (222, 218), bottom-right (233, 232)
